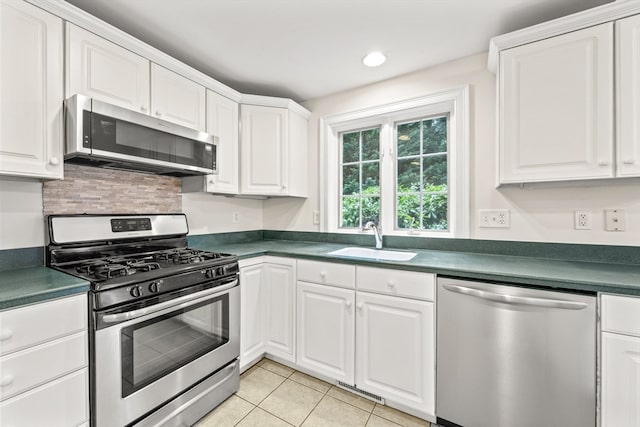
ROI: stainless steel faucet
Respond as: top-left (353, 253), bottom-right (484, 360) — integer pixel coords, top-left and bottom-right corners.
top-left (364, 221), bottom-right (383, 249)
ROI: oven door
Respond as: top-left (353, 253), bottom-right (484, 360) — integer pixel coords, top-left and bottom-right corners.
top-left (93, 279), bottom-right (239, 427)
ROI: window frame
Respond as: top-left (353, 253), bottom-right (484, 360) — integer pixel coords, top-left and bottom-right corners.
top-left (320, 86), bottom-right (469, 238)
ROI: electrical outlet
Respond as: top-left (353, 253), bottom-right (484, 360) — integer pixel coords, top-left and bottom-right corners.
top-left (574, 211), bottom-right (592, 230)
top-left (479, 209), bottom-right (510, 228)
top-left (605, 209), bottom-right (625, 231)
top-left (313, 210), bottom-right (320, 225)
top-left (232, 212), bottom-right (240, 224)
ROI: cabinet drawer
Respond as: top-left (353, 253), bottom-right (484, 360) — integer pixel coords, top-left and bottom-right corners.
top-left (0, 295), bottom-right (87, 356)
top-left (0, 332), bottom-right (87, 401)
top-left (0, 368), bottom-right (88, 427)
top-left (356, 267), bottom-right (435, 301)
top-left (297, 260), bottom-right (355, 289)
top-left (602, 294), bottom-right (640, 337)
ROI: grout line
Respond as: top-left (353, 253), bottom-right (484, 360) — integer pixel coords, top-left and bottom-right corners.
top-left (326, 385), bottom-right (376, 414)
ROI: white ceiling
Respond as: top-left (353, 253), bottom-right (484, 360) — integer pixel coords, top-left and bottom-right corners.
top-left (64, 0), bottom-right (614, 102)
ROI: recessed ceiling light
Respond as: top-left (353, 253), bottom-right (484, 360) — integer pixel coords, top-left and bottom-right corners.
top-left (362, 52), bottom-right (386, 67)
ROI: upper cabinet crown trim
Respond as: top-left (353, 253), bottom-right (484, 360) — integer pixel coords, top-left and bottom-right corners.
top-left (26, 0), bottom-right (242, 102)
top-left (241, 94), bottom-right (311, 119)
top-left (488, 1), bottom-right (640, 73)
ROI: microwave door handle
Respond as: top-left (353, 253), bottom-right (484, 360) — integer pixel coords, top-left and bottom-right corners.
top-left (102, 279), bottom-right (238, 324)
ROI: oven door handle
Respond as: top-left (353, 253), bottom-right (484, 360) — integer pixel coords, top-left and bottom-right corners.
top-left (101, 279), bottom-right (238, 324)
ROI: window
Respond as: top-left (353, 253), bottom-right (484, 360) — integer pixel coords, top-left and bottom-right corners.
top-left (322, 86), bottom-right (468, 238)
top-left (340, 127), bottom-right (381, 228)
top-left (396, 115), bottom-right (448, 231)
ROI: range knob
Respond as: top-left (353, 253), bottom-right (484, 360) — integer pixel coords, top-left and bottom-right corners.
top-left (148, 281), bottom-right (161, 293)
top-left (129, 285), bottom-right (143, 297)
top-left (205, 268), bottom-right (215, 279)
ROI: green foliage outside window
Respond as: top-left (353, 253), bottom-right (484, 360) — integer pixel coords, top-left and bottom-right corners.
top-left (339, 115), bottom-right (448, 231)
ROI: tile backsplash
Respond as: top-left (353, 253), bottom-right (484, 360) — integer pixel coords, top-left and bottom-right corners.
top-left (43, 164), bottom-right (181, 215)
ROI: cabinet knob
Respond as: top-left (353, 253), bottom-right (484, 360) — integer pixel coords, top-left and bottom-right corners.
top-left (345, 301), bottom-right (352, 308)
top-left (0, 375), bottom-right (13, 387)
top-left (357, 303), bottom-right (364, 310)
top-left (598, 160), bottom-right (609, 166)
top-left (0, 329), bottom-right (12, 341)
top-left (49, 157), bottom-right (59, 166)
top-left (387, 282), bottom-right (396, 289)
top-left (320, 271), bottom-right (327, 279)
top-left (624, 158), bottom-right (635, 165)
top-left (155, 111), bottom-right (162, 117)
top-left (140, 106), bottom-right (147, 112)
top-left (208, 179), bottom-right (214, 184)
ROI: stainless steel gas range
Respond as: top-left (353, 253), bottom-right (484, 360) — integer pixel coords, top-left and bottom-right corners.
top-left (46, 213), bottom-right (239, 427)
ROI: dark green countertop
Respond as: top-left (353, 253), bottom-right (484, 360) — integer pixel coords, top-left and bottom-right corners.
top-left (192, 240), bottom-right (640, 297)
top-left (3, 238), bottom-right (639, 311)
top-left (0, 267), bottom-right (89, 311)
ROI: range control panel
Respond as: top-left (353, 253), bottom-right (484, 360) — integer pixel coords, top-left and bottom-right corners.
top-left (111, 218), bottom-right (152, 233)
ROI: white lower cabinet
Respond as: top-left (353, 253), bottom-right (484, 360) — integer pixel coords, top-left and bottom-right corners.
top-left (296, 281), bottom-right (355, 384)
top-left (0, 294), bottom-right (88, 426)
top-left (263, 258), bottom-right (296, 362)
top-left (355, 291), bottom-right (434, 417)
top-left (601, 294), bottom-right (640, 427)
top-left (239, 258), bottom-right (266, 370)
top-left (239, 256), bottom-right (296, 371)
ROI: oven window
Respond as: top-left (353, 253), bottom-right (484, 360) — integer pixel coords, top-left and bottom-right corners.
top-left (120, 294), bottom-right (228, 397)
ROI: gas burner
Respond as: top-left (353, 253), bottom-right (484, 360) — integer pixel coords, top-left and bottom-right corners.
top-left (152, 249), bottom-right (219, 265)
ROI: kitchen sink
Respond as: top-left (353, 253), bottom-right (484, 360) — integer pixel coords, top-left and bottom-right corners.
top-left (327, 247), bottom-right (417, 261)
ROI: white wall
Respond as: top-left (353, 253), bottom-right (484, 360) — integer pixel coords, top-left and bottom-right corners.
top-left (181, 193), bottom-right (263, 235)
top-left (0, 178), bottom-right (44, 250)
top-left (264, 52), bottom-right (640, 246)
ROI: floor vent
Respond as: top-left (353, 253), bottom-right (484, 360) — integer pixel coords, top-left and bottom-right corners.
top-left (336, 381), bottom-right (384, 404)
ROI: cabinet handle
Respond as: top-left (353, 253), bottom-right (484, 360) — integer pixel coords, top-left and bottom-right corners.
top-left (0, 375), bottom-right (13, 387)
top-left (49, 157), bottom-right (59, 166)
top-left (624, 158), bottom-right (635, 165)
top-left (155, 111), bottom-right (162, 117)
top-left (140, 106), bottom-right (147, 112)
top-left (598, 160), bottom-right (609, 166)
top-left (357, 303), bottom-right (364, 310)
top-left (0, 329), bottom-right (12, 341)
top-left (345, 301), bottom-right (352, 308)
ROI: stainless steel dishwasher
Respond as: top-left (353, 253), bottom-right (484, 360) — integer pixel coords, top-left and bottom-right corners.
top-left (436, 277), bottom-right (596, 427)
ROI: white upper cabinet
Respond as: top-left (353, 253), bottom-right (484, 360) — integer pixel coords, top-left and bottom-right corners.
top-left (150, 63), bottom-right (206, 131)
top-left (241, 105), bottom-right (287, 195)
top-left (67, 24), bottom-right (206, 131)
top-left (66, 23), bottom-right (150, 114)
top-left (0, 0), bottom-right (63, 179)
top-left (204, 90), bottom-right (239, 193)
top-left (240, 101), bottom-right (309, 197)
top-left (499, 23), bottom-right (614, 184)
top-left (616, 14), bottom-right (640, 177)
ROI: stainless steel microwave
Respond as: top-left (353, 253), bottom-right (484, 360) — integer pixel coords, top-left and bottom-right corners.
top-left (64, 95), bottom-right (216, 176)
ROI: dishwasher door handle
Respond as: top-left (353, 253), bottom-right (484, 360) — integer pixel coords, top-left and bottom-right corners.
top-left (442, 284), bottom-right (588, 310)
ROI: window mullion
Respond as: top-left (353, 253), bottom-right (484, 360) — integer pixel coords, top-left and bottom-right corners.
top-left (380, 119), bottom-right (394, 234)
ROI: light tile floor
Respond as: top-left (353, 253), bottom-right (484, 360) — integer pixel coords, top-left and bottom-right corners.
top-left (196, 358), bottom-right (431, 427)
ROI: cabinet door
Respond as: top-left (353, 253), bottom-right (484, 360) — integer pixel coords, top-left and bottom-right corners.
top-left (66, 23), bottom-right (150, 113)
top-left (602, 332), bottom-right (640, 427)
top-left (355, 291), bottom-right (434, 417)
top-left (617, 14), bottom-right (640, 177)
top-left (151, 63), bottom-right (206, 131)
top-left (0, 0), bottom-right (63, 179)
top-left (499, 23), bottom-right (614, 183)
top-left (206, 90), bottom-right (239, 193)
top-left (264, 259), bottom-right (295, 362)
top-left (296, 281), bottom-right (354, 384)
top-left (240, 105), bottom-right (287, 194)
top-left (239, 263), bottom-right (265, 370)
